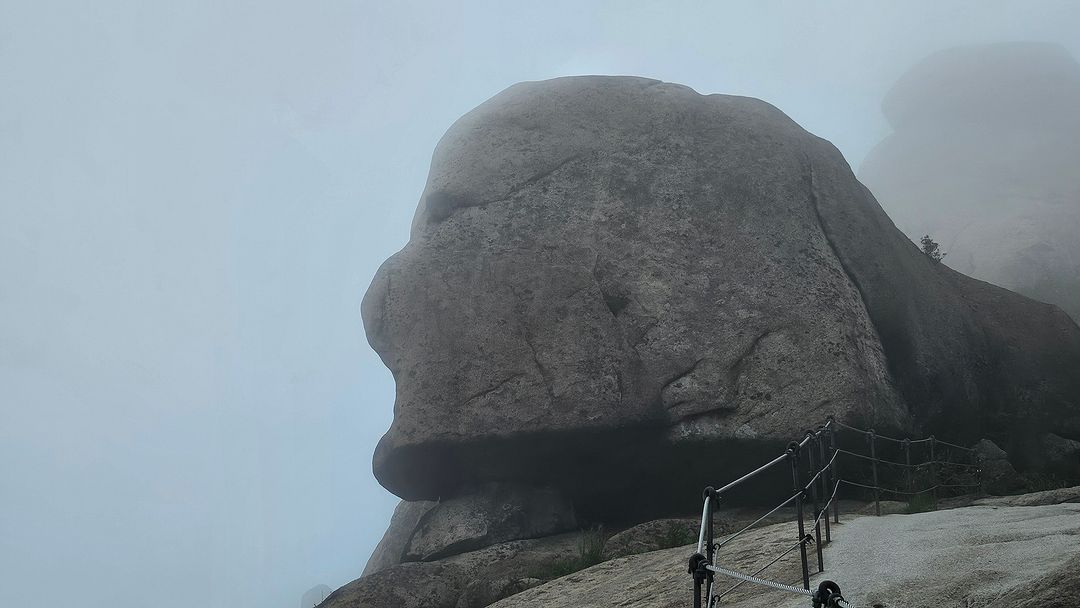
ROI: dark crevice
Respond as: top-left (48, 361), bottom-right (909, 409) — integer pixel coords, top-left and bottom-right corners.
top-left (590, 252), bottom-right (632, 318)
top-left (509, 287), bottom-right (557, 405)
top-left (602, 292), bottom-right (630, 317)
top-left (803, 155), bottom-right (889, 425)
top-left (459, 374), bottom-right (526, 408)
top-left (676, 406), bottom-right (738, 425)
top-left (730, 327), bottom-right (780, 378)
top-left (425, 153), bottom-right (585, 224)
top-left (377, 426), bottom-right (800, 523)
top-left (498, 153), bottom-right (585, 200)
top-left (660, 357), bottom-right (705, 400)
top-left (522, 332), bottom-right (555, 404)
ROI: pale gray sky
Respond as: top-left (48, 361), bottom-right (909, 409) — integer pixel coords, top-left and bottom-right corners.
top-left (2, 2), bottom-right (1078, 607)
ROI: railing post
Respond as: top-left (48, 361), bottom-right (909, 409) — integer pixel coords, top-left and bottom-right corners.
top-left (704, 486), bottom-right (716, 605)
top-left (806, 432), bottom-right (824, 573)
top-left (929, 436), bottom-right (937, 502)
top-left (829, 422), bottom-right (840, 525)
top-left (981, 443), bottom-right (986, 495)
top-left (689, 490), bottom-right (711, 608)
top-left (789, 443), bottom-right (811, 591)
top-left (928, 436), bottom-right (937, 501)
top-left (903, 438), bottom-right (912, 494)
top-left (817, 430), bottom-right (832, 543)
top-left (869, 430), bottom-right (880, 516)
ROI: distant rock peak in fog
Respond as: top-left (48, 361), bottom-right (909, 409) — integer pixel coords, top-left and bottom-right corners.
top-left (861, 42), bottom-right (1080, 321)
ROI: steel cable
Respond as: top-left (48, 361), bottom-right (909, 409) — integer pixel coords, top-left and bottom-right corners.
top-left (839, 478), bottom-right (980, 496)
top-left (803, 449), bottom-right (838, 491)
top-left (713, 491), bottom-right (802, 551)
top-left (831, 419), bottom-right (974, 451)
top-left (711, 536), bottom-right (812, 603)
top-left (813, 480), bottom-right (841, 528)
top-left (836, 448), bottom-right (978, 470)
top-left (935, 438), bottom-right (977, 453)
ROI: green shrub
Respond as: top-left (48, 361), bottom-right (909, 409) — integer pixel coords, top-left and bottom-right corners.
top-left (920, 234), bottom-right (946, 262)
top-left (904, 493), bottom-right (938, 514)
top-left (1022, 472), bottom-right (1071, 492)
top-left (528, 526), bottom-right (608, 580)
top-left (657, 522), bottom-right (696, 549)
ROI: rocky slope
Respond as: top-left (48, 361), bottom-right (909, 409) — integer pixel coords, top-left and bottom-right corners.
top-left (859, 42), bottom-right (1080, 322)
top-left (489, 488), bottom-right (1080, 608)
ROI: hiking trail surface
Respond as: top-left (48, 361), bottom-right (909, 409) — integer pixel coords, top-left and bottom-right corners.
top-left (489, 487), bottom-right (1080, 608)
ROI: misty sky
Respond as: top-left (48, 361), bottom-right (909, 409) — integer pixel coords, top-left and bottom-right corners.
top-left (3, 2), bottom-right (1079, 607)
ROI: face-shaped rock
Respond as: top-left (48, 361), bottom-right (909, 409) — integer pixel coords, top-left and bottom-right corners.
top-left (363, 76), bottom-right (1080, 504)
top-left (362, 77), bottom-right (907, 502)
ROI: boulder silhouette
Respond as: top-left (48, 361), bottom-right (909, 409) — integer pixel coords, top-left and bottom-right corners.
top-left (362, 76), bottom-right (1080, 514)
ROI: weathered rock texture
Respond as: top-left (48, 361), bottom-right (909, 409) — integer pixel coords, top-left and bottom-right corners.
top-left (362, 500), bottom-right (437, 577)
top-left (403, 483), bottom-right (576, 562)
top-left (326, 533), bottom-right (580, 608)
top-left (974, 484), bottom-right (1080, 507)
top-left (362, 483), bottom-right (576, 581)
top-left (363, 75), bottom-right (1080, 513)
top-left (488, 497), bottom-right (1080, 608)
top-left (859, 42), bottom-right (1080, 322)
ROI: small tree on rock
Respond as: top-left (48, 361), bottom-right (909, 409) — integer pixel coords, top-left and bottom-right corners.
top-left (920, 234), bottom-right (946, 263)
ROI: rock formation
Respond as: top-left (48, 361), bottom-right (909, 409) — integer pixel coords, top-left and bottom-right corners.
top-left (859, 42), bottom-right (1080, 321)
top-left (363, 75), bottom-right (1080, 500)
top-left (335, 76), bottom-right (1080, 607)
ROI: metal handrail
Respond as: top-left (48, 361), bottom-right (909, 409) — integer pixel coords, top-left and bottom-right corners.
top-left (714, 491), bottom-right (802, 551)
top-left (713, 452), bottom-right (791, 496)
top-left (689, 417), bottom-right (981, 608)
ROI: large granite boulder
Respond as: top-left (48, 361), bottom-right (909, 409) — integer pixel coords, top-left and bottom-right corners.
top-left (362, 76), bottom-right (1080, 512)
top-left (859, 42), bottom-right (1080, 321)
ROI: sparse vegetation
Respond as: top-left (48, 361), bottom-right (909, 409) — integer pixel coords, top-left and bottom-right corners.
top-left (657, 521), bottom-right (696, 549)
top-left (920, 234), bottom-right (946, 262)
top-left (528, 526), bottom-right (609, 580)
top-left (904, 492), bottom-right (939, 514)
top-left (1022, 472), bottom-right (1072, 492)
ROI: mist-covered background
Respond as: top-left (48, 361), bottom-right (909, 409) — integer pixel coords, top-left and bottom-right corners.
top-left (2, 2), bottom-right (1078, 607)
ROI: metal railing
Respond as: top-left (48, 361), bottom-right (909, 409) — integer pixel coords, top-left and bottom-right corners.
top-left (687, 418), bottom-right (982, 608)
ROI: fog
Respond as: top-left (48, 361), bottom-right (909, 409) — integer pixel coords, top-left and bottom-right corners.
top-left (2, 2), bottom-right (1078, 607)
